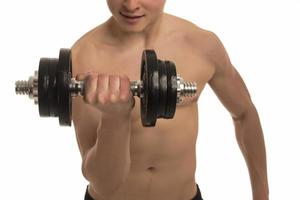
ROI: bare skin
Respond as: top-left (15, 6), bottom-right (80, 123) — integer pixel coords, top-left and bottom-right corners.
top-left (71, 10), bottom-right (268, 200)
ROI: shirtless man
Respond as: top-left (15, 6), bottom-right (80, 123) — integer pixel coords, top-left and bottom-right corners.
top-left (71, 0), bottom-right (269, 200)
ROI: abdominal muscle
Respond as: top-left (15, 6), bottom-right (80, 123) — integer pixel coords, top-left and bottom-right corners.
top-left (89, 100), bottom-right (199, 200)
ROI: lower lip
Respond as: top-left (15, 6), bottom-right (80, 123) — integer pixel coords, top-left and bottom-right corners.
top-left (120, 12), bottom-right (145, 24)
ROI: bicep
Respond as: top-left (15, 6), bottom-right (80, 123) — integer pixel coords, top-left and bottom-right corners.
top-left (207, 32), bottom-right (254, 119)
top-left (208, 64), bottom-right (253, 119)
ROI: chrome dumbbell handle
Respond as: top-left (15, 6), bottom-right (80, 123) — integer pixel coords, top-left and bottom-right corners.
top-left (15, 72), bottom-right (197, 104)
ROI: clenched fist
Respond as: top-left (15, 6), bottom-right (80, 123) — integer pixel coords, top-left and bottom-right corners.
top-left (76, 72), bottom-right (135, 117)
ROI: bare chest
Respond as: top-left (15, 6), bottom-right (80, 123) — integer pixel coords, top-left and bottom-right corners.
top-left (78, 45), bottom-right (214, 167)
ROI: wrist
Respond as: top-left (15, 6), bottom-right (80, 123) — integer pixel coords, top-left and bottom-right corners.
top-left (101, 112), bottom-right (131, 120)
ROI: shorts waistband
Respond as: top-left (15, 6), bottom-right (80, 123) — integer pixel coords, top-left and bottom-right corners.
top-left (84, 184), bottom-right (203, 200)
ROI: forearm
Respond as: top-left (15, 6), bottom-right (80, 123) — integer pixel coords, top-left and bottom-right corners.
top-left (83, 114), bottom-right (131, 197)
top-left (233, 106), bottom-right (269, 200)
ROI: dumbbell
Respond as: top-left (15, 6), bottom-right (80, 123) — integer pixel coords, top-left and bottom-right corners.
top-left (15, 49), bottom-right (197, 127)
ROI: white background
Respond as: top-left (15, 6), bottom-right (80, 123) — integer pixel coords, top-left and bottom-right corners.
top-left (0, 0), bottom-right (299, 199)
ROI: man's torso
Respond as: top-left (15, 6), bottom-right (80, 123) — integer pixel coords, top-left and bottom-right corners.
top-left (72, 14), bottom-right (215, 200)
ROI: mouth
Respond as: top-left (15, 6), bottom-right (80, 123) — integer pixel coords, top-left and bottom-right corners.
top-left (119, 12), bottom-right (145, 20)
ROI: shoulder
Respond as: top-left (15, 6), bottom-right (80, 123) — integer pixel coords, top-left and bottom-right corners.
top-left (71, 24), bottom-right (100, 53)
top-left (169, 13), bottom-right (232, 77)
top-left (71, 24), bottom-right (107, 74)
top-left (165, 13), bottom-right (231, 74)
top-left (164, 14), bottom-right (216, 47)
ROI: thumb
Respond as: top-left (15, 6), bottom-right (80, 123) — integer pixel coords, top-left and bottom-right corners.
top-left (130, 96), bottom-right (136, 109)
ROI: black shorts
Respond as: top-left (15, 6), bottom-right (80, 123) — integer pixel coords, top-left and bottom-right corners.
top-left (84, 184), bottom-right (203, 200)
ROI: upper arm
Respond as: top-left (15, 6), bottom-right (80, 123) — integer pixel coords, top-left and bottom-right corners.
top-left (206, 32), bottom-right (254, 120)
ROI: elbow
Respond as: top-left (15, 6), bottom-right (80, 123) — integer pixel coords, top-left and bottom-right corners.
top-left (82, 168), bottom-right (127, 198)
top-left (88, 170), bottom-right (129, 198)
top-left (232, 111), bottom-right (246, 122)
top-left (82, 157), bottom-right (131, 198)
top-left (232, 102), bottom-right (257, 122)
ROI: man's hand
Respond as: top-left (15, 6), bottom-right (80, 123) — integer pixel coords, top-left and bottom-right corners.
top-left (77, 72), bottom-right (135, 118)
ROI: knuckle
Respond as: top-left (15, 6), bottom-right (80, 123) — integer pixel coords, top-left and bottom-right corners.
top-left (84, 94), bottom-right (95, 104)
top-left (120, 94), bottom-right (129, 102)
top-left (121, 90), bottom-right (132, 102)
top-left (85, 73), bottom-right (97, 82)
top-left (109, 92), bottom-right (119, 103)
top-left (97, 93), bottom-right (107, 104)
top-left (76, 73), bottom-right (85, 81)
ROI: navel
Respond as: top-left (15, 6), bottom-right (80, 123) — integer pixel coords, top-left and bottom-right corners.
top-left (147, 166), bottom-right (156, 171)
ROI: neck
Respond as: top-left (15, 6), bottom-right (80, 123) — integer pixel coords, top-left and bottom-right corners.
top-left (105, 14), bottom-right (164, 47)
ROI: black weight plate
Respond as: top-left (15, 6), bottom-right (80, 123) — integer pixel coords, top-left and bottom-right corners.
top-left (38, 58), bottom-right (50, 117)
top-left (165, 60), bottom-right (177, 119)
top-left (157, 60), bottom-right (168, 118)
top-left (57, 48), bottom-right (72, 126)
top-left (48, 58), bottom-right (59, 117)
top-left (140, 50), bottom-right (159, 127)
